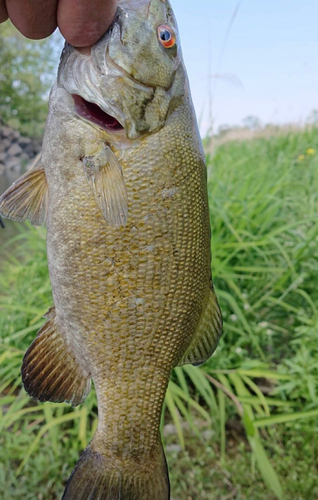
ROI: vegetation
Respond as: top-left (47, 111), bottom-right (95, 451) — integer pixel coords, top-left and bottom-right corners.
top-left (1, 127), bottom-right (318, 499)
top-left (0, 21), bottom-right (62, 137)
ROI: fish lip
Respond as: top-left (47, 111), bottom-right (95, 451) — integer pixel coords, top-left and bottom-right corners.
top-left (71, 94), bottom-right (125, 135)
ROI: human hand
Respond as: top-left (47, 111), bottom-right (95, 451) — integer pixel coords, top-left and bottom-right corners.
top-left (0, 0), bottom-right (118, 47)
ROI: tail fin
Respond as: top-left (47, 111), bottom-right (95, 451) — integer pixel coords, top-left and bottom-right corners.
top-left (62, 444), bottom-right (170, 500)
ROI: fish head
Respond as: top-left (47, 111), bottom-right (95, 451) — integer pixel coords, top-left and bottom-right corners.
top-left (57, 0), bottom-right (186, 140)
top-left (108, 0), bottom-right (178, 90)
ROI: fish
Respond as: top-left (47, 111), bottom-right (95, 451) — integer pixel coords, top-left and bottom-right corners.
top-left (0, 0), bottom-right (222, 499)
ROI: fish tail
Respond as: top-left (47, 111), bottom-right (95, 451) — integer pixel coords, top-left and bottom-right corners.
top-left (62, 442), bottom-right (170, 500)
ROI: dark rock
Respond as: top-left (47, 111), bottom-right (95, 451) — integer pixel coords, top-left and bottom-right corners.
top-left (19, 136), bottom-right (31, 145)
top-left (0, 138), bottom-right (11, 153)
top-left (7, 143), bottom-right (23, 156)
top-left (0, 125), bottom-right (43, 174)
top-left (1, 126), bottom-right (12, 138)
top-left (12, 130), bottom-right (20, 140)
top-left (7, 156), bottom-right (21, 170)
top-left (24, 143), bottom-right (39, 155)
top-left (20, 152), bottom-right (30, 162)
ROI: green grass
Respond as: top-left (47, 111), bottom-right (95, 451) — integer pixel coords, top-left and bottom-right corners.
top-left (1, 127), bottom-right (318, 499)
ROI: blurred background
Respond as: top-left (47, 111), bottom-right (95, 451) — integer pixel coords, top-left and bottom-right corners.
top-left (1, 1), bottom-right (318, 499)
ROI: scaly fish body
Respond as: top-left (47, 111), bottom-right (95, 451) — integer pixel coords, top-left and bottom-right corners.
top-left (0, 1), bottom-right (222, 499)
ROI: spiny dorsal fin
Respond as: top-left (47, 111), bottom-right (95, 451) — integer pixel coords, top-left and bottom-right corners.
top-left (83, 144), bottom-right (128, 227)
top-left (0, 154), bottom-right (48, 226)
top-left (177, 288), bottom-right (222, 367)
top-left (22, 306), bottom-right (91, 406)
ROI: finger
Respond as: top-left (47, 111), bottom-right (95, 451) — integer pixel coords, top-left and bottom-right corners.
top-left (6, 0), bottom-right (58, 39)
top-left (0, 0), bottom-right (8, 23)
top-left (58, 0), bottom-right (117, 47)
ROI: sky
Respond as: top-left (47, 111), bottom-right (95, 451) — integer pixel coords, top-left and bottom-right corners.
top-left (170, 0), bottom-right (318, 134)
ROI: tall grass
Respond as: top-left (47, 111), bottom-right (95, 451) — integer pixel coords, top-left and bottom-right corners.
top-left (1, 128), bottom-right (318, 499)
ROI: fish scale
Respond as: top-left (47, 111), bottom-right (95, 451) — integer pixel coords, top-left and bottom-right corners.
top-left (0, 1), bottom-right (222, 498)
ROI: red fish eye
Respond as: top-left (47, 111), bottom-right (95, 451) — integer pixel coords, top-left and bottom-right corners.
top-left (157, 24), bottom-right (176, 49)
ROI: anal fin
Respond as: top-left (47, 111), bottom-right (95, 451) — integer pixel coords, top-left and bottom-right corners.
top-left (22, 306), bottom-right (91, 406)
top-left (0, 154), bottom-right (48, 226)
top-left (177, 288), bottom-right (223, 367)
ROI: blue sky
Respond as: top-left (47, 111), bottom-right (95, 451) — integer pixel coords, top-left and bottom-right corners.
top-left (171, 0), bottom-right (318, 134)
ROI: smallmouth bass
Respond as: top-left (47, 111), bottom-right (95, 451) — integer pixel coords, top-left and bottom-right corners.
top-left (0, 0), bottom-right (222, 499)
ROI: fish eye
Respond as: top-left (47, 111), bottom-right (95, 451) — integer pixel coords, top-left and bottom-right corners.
top-left (157, 24), bottom-right (176, 49)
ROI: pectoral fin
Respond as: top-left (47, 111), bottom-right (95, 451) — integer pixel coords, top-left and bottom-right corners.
top-left (83, 144), bottom-right (128, 227)
top-left (177, 288), bottom-right (222, 367)
top-left (0, 154), bottom-right (48, 226)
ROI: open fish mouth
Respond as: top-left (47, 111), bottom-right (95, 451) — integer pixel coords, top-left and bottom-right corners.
top-left (72, 95), bottom-right (124, 132)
